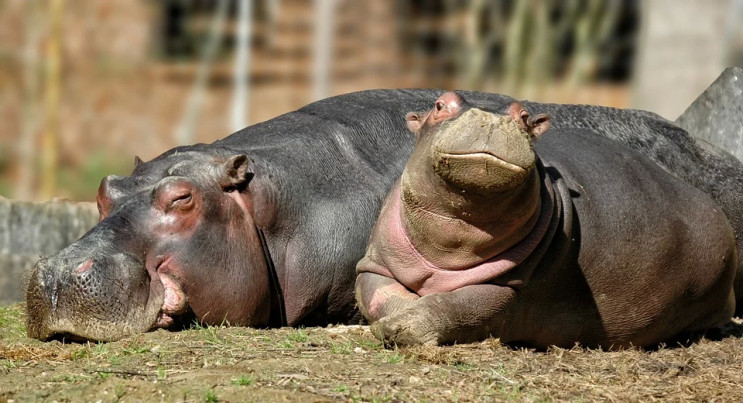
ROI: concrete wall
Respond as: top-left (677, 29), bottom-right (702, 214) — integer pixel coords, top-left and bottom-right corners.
top-left (0, 197), bottom-right (98, 305)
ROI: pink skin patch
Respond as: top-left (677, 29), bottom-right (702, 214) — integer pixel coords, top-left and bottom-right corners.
top-left (74, 260), bottom-right (93, 274)
top-left (368, 282), bottom-right (417, 318)
top-left (361, 174), bottom-right (555, 296)
top-left (160, 273), bottom-right (186, 314)
top-left (151, 257), bottom-right (188, 328)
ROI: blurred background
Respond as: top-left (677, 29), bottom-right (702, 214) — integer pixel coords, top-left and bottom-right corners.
top-left (0, 0), bottom-right (741, 202)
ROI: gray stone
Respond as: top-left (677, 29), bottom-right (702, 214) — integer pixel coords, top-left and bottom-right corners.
top-left (676, 67), bottom-right (743, 161)
top-left (0, 198), bottom-right (98, 305)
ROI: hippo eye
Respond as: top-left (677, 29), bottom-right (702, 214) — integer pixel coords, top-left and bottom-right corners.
top-left (435, 101), bottom-right (444, 111)
top-left (169, 193), bottom-right (193, 210)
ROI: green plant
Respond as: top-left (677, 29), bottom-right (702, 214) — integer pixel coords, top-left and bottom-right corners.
top-left (231, 374), bottom-right (257, 386)
top-left (120, 343), bottom-right (150, 356)
top-left (93, 342), bottom-right (109, 356)
top-left (113, 383), bottom-right (126, 400)
top-left (387, 353), bottom-right (404, 364)
top-left (108, 355), bottom-right (122, 366)
top-left (1, 359), bottom-right (17, 369)
top-left (287, 329), bottom-right (309, 343)
top-left (192, 321), bottom-right (226, 345)
top-left (330, 341), bottom-right (352, 355)
top-left (358, 339), bottom-right (383, 351)
top-left (70, 348), bottom-right (90, 361)
top-left (204, 389), bottom-right (218, 402)
top-left (0, 305), bottom-right (26, 341)
top-left (453, 361), bottom-right (475, 372)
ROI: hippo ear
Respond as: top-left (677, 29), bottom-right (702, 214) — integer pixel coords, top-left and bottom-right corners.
top-left (527, 114), bottom-right (551, 139)
top-left (220, 154), bottom-right (254, 191)
top-left (506, 102), bottom-right (550, 139)
top-left (506, 102), bottom-right (530, 132)
top-left (406, 111), bottom-right (426, 136)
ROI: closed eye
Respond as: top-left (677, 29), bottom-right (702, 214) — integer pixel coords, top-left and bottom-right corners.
top-left (169, 193), bottom-right (192, 209)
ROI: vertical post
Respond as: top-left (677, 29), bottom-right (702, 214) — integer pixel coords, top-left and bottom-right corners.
top-left (40, 0), bottom-right (64, 200)
top-left (16, 1), bottom-right (42, 200)
top-left (231, 0), bottom-right (253, 132)
top-left (312, 0), bottom-right (335, 101)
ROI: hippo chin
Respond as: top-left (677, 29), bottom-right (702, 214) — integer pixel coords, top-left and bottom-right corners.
top-left (356, 92), bottom-right (737, 349)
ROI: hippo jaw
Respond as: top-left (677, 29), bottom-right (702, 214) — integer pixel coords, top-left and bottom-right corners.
top-left (430, 108), bottom-right (536, 193)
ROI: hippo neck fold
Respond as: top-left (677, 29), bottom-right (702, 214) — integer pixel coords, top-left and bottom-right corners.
top-left (255, 226), bottom-right (287, 327)
top-left (377, 161), bottom-right (559, 295)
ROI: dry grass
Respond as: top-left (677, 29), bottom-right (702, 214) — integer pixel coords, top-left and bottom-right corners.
top-left (1, 303), bottom-right (743, 402)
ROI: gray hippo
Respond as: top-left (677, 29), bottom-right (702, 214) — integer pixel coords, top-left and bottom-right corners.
top-left (356, 92), bottom-right (737, 349)
top-left (25, 89), bottom-right (743, 342)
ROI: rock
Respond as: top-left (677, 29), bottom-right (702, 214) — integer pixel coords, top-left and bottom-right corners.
top-left (676, 67), bottom-right (743, 161)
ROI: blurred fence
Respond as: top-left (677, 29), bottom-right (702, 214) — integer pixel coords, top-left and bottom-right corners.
top-left (0, 0), bottom-right (644, 202)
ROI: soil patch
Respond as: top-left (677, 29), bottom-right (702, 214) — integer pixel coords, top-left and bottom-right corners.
top-left (2, 304), bottom-right (743, 402)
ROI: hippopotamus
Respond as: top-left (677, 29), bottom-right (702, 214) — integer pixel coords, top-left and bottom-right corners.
top-left (25, 89), bottom-right (743, 342)
top-left (355, 92), bottom-right (739, 348)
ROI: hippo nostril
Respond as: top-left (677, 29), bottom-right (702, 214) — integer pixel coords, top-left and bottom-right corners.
top-left (75, 260), bottom-right (94, 274)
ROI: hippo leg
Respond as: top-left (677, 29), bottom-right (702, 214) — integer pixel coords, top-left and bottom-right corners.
top-left (355, 272), bottom-right (419, 322)
top-left (359, 275), bottom-right (516, 346)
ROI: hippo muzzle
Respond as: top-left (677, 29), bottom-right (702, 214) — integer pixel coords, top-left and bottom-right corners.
top-left (432, 108), bottom-right (536, 193)
top-left (26, 235), bottom-right (164, 341)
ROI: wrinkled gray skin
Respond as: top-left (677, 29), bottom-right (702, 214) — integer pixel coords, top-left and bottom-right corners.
top-left (357, 92), bottom-right (737, 348)
top-left (26, 89), bottom-right (743, 342)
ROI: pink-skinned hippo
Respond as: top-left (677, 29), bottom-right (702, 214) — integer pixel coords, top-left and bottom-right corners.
top-left (25, 89), bottom-right (743, 342)
top-left (356, 92), bottom-right (738, 349)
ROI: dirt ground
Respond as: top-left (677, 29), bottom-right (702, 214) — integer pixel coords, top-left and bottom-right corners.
top-left (2, 304), bottom-right (743, 402)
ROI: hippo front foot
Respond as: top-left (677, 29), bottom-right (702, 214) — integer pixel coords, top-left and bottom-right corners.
top-left (371, 309), bottom-right (443, 347)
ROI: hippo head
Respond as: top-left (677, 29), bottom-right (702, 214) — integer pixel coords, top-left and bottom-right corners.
top-left (403, 92), bottom-right (550, 200)
top-left (26, 146), bottom-right (273, 341)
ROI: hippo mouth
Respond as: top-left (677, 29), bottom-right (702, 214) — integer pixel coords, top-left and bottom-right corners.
top-left (433, 150), bottom-right (530, 192)
top-left (148, 256), bottom-right (189, 330)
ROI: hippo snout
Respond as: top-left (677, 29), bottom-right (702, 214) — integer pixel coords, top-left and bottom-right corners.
top-left (429, 109), bottom-right (536, 193)
top-left (26, 249), bottom-right (164, 341)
